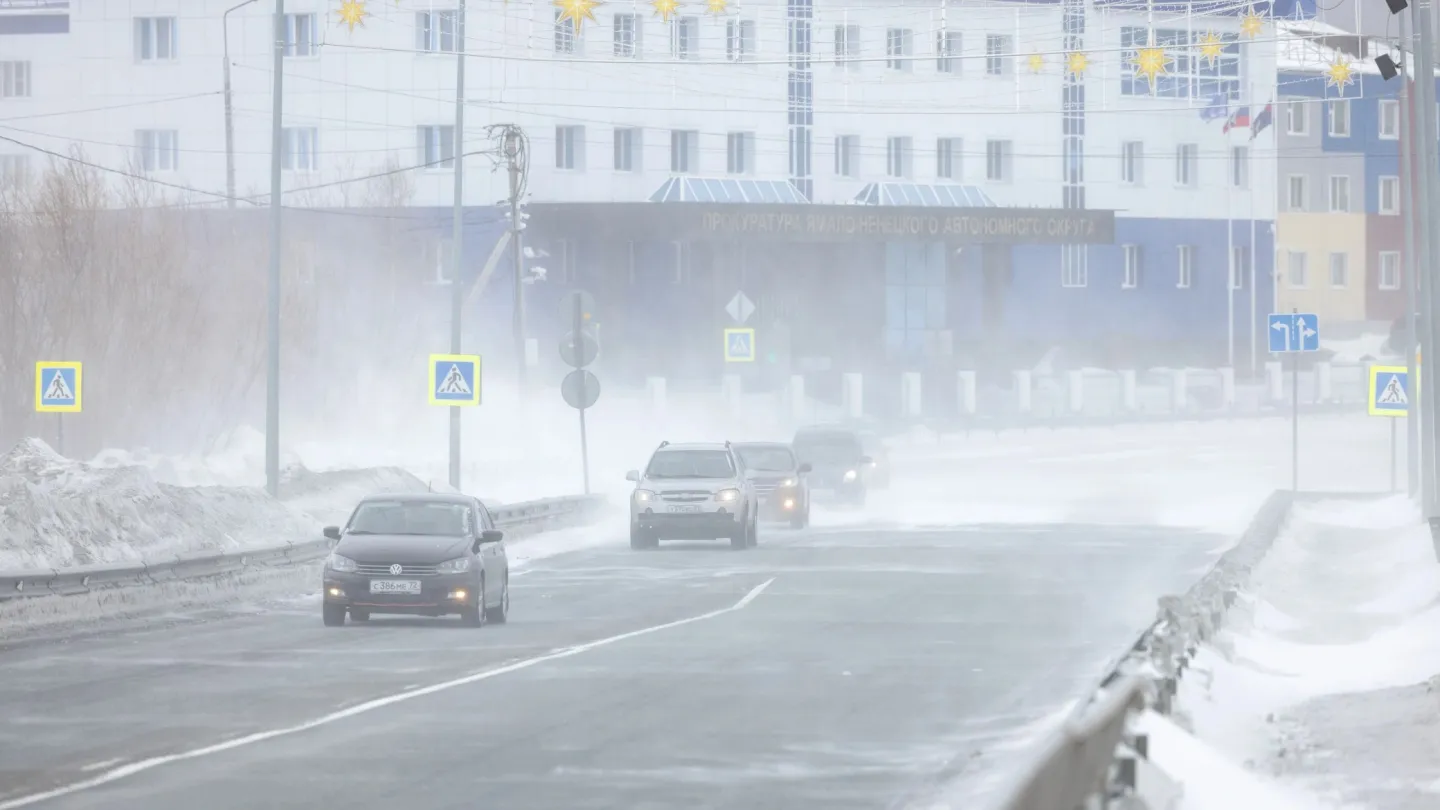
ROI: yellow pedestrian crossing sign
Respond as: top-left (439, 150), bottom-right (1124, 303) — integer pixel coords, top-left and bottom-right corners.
top-left (723, 328), bottom-right (756, 363)
top-left (428, 354), bottom-right (482, 406)
top-left (1368, 365), bottom-right (1410, 417)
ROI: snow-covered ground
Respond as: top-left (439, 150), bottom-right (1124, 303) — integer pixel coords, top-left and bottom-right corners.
top-left (1150, 495), bottom-right (1440, 810)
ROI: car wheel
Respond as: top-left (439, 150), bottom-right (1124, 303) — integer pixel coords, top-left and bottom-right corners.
top-left (790, 509), bottom-right (808, 530)
top-left (748, 514), bottom-right (760, 547)
top-left (485, 576), bottom-right (509, 624)
top-left (461, 578), bottom-right (487, 627)
top-left (730, 520), bottom-right (748, 550)
top-left (322, 603), bottom-right (346, 627)
top-left (630, 524), bottom-right (655, 550)
top-left (350, 608), bottom-right (370, 622)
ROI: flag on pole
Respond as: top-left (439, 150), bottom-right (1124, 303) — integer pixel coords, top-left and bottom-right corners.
top-left (1200, 93), bottom-right (1230, 123)
top-left (1250, 103), bottom-right (1274, 139)
top-left (1223, 106), bottom-right (1252, 133)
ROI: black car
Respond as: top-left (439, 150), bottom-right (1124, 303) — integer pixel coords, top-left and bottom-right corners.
top-left (733, 441), bottom-right (813, 528)
top-left (791, 425), bottom-right (881, 506)
top-left (320, 493), bottom-right (510, 627)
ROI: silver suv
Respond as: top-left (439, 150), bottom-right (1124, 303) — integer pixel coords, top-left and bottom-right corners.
top-left (626, 441), bottom-right (759, 551)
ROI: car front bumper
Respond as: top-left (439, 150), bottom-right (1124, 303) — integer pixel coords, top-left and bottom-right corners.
top-left (758, 489), bottom-right (805, 519)
top-left (322, 570), bottom-right (482, 616)
top-left (633, 508), bottom-right (743, 539)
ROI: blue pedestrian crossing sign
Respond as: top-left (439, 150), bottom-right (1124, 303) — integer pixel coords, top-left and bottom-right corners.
top-left (1368, 365), bottom-right (1410, 417)
top-left (723, 328), bottom-right (756, 363)
top-left (34, 361), bottom-right (82, 413)
top-left (428, 354), bottom-right (482, 406)
top-left (1267, 312), bottom-right (1321, 353)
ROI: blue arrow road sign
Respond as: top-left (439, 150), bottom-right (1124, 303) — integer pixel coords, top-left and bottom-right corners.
top-left (1267, 313), bottom-right (1321, 353)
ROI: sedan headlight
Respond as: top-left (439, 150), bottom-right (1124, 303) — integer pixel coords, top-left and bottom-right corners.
top-left (843, 470), bottom-right (858, 482)
top-left (327, 553), bottom-right (358, 573)
top-left (779, 478), bottom-right (797, 488)
top-left (633, 489), bottom-right (657, 503)
top-left (715, 488), bottom-right (741, 502)
top-left (436, 557), bottom-right (472, 574)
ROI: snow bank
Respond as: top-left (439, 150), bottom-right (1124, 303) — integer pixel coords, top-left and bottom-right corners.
top-left (1173, 495), bottom-right (1440, 808)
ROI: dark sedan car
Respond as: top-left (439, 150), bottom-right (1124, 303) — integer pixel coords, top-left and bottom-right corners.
top-left (733, 442), bottom-right (812, 528)
top-left (320, 493), bottom-right (510, 627)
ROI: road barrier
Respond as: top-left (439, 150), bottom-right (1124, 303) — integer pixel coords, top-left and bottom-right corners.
top-left (987, 490), bottom-right (1388, 810)
top-left (0, 494), bottom-right (607, 601)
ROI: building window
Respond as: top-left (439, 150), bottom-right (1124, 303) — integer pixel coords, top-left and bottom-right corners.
top-left (985, 34), bottom-right (1011, 75)
top-left (1120, 27), bottom-right (1238, 99)
top-left (671, 129), bottom-right (698, 173)
top-left (281, 13), bottom-right (319, 57)
top-left (884, 242), bottom-right (947, 357)
top-left (552, 238), bottom-right (578, 285)
top-left (886, 28), bottom-right (914, 71)
top-left (135, 129), bottom-right (179, 172)
top-left (1379, 175), bottom-right (1400, 215)
top-left (1177, 245), bottom-right (1194, 289)
top-left (936, 137), bottom-right (960, 179)
top-left (282, 127), bottom-right (318, 171)
top-left (1287, 174), bottom-right (1308, 211)
top-left (1379, 99), bottom-right (1400, 139)
top-left (1379, 250), bottom-right (1402, 290)
top-left (936, 31), bottom-right (961, 73)
top-left (417, 125), bottom-right (455, 169)
top-left (726, 131), bottom-right (753, 174)
top-left (671, 240), bottom-right (692, 285)
top-left (613, 13), bottom-right (641, 57)
top-left (1287, 250), bottom-right (1308, 288)
top-left (0, 61), bottom-right (29, 98)
top-left (1328, 99), bottom-right (1350, 137)
top-left (418, 10), bottom-right (459, 52)
top-left (0, 154), bottom-right (30, 185)
top-left (1230, 246), bottom-right (1248, 290)
top-left (554, 10), bottom-right (579, 54)
top-left (884, 136), bottom-right (912, 178)
top-left (726, 19), bottom-right (756, 61)
top-left (1061, 245), bottom-right (1088, 288)
top-left (555, 125), bottom-right (585, 170)
top-left (1120, 141), bottom-right (1143, 185)
top-left (835, 135), bottom-right (859, 176)
top-left (671, 17), bottom-right (699, 59)
top-left (834, 24), bottom-right (859, 69)
top-left (1328, 252), bottom-right (1348, 288)
top-left (985, 139), bottom-right (1011, 181)
top-left (613, 127), bottom-right (640, 171)
top-left (1175, 143), bottom-right (1197, 187)
top-left (1230, 145), bottom-right (1248, 189)
top-left (1285, 100), bottom-right (1308, 135)
top-left (1329, 175), bottom-right (1350, 212)
top-left (1122, 244), bottom-right (1142, 288)
top-left (135, 17), bottom-right (177, 62)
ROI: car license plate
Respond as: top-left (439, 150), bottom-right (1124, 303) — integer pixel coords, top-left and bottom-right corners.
top-left (369, 579), bottom-right (421, 595)
top-left (668, 505), bottom-right (703, 513)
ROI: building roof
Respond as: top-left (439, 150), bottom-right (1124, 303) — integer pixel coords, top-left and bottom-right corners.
top-left (648, 177), bottom-right (809, 204)
top-left (854, 182), bottom-right (997, 208)
top-left (1276, 19), bottom-right (1403, 78)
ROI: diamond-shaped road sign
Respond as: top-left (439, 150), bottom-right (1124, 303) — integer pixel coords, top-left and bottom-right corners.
top-left (725, 291), bottom-right (756, 325)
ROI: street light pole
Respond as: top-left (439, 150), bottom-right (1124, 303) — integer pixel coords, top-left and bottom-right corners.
top-left (1400, 9), bottom-right (1421, 497)
top-left (222, 0), bottom-right (258, 209)
top-left (504, 129), bottom-right (529, 392)
top-left (264, 0), bottom-right (285, 498)
top-left (448, 0), bottom-right (468, 491)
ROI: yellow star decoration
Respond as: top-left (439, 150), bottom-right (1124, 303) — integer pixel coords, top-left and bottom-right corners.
top-left (1027, 52), bottom-right (1045, 73)
top-left (1133, 46), bottom-right (1172, 86)
top-left (1240, 7), bottom-right (1264, 39)
top-left (1325, 56), bottom-right (1355, 90)
top-left (336, 0), bottom-right (369, 32)
top-left (651, 0), bottom-right (680, 21)
top-left (1198, 31), bottom-right (1224, 67)
top-left (1066, 51), bottom-right (1088, 76)
top-left (554, 0), bottom-right (602, 33)
top-left (704, 0), bottom-right (728, 14)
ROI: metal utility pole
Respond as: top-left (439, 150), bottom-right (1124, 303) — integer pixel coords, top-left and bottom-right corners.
top-left (222, 0), bottom-right (257, 208)
top-left (264, 0), bottom-right (285, 498)
top-left (447, 0), bottom-right (468, 491)
top-left (1401, 9), bottom-right (1421, 497)
top-left (1413, 0), bottom-right (1440, 515)
top-left (499, 126), bottom-right (530, 392)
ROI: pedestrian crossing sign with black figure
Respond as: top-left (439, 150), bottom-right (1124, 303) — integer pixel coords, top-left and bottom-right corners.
top-left (35, 361), bottom-right (82, 413)
top-left (428, 354), bottom-right (482, 406)
top-left (1367, 365), bottom-right (1410, 417)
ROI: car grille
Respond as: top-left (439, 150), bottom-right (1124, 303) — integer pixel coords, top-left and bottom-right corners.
top-left (355, 563), bottom-right (441, 577)
top-left (661, 490), bottom-right (712, 503)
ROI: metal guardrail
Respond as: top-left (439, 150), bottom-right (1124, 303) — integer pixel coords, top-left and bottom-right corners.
top-left (875, 401), bottom-right (1361, 440)
top-left (987, 489), bottom-right (1393, 810)
top-left (0, 493), bottom-right (607, 601)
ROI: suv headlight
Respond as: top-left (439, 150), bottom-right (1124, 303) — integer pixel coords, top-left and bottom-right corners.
top-left (633, 489), bottom-right (657, 503)
top-left (843, 470), bottom-right (858, 482)
top-left (715, 488), bottom-right (741, 502)
top-left (327, 553), bottom-right (358, 573)
top-left (779, 478), bottom-right (797, 488)
top-left (436, 557), bottom-right (472, 574)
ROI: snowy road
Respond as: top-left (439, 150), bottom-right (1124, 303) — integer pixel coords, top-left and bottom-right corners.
top-left (0, 520), bottom-right (1225, 809)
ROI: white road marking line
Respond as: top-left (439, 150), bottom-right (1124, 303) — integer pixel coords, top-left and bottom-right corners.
top-left (0, 577), bottom-right (776, 810)
top-left (78, 760), bottom-right (124, 773)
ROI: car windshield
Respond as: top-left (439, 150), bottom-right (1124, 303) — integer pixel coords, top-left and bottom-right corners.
top-left (646, 450), bottom-right (735, 479)
top-left (347, 501), bottom-right (471, 536)
top-left (735, 446), bottom-right (796, 472)
top-left (794, 434), bottom-right (863, 464)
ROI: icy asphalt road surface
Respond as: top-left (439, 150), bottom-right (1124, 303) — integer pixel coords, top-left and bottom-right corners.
top-left (0, 520), bottom-right (1222, 810)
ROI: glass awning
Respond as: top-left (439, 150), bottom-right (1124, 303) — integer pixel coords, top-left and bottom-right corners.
top-left (649, 177), bottom-right (811, 204)
top-left (854, 182), bottom-right (998, 207)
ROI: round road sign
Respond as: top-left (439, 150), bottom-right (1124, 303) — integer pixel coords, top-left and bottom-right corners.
top-left (559, 289), bottom-right (596, 324)
top-left (559, 330), bottom-right (600, 369)
top-left (561, 369), bottom-right (601, 410)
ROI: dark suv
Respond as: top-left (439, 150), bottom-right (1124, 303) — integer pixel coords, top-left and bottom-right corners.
top-left (733, 442), bottom-right (812, 528)
top-left (791, 425), bottom-right (884, 506)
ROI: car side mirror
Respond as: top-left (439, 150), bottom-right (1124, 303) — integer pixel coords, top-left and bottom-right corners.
top-left (625, 470), bottom-right (640, 482)
top-left (481, 530), bottom-right (504, 544)
top-left (859, 455), bottom-right (874, 465)
top-left (323, 526), bottom-right (342, 541)
top-left (797, 462), bottom-right (813, 474)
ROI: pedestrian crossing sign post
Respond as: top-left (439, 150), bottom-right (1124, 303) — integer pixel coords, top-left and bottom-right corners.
top-left (1368, 365), bottom-right (1410, 417)
top-left (35, 361), bottom-right (82, 413)
top-left (428, 354), bottom-right (482, 406)
top-left (723, 328), bottom-right (756, 363)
